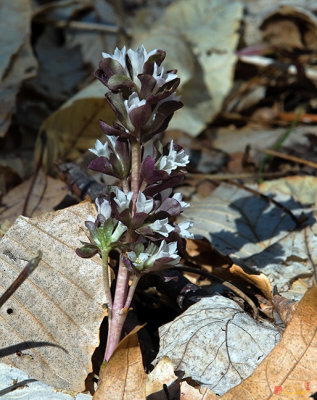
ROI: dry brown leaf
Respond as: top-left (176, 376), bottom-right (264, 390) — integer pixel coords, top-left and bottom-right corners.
top-left (229, 264), bottom-right (273, 299)
top-left (93, 326), bottom-right (146, 400)
top-left (0, 169), bottom-right (68, 223)
top-left (219, 285), bottom-right (317, 399)
top-left (0, 201), bottom-right (105, 390)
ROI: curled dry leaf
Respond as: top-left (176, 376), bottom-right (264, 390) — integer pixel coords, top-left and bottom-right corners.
top-left (272, 295), bottom-right (298, 326)
top-left (93, 326), bottom-right (146, 400)
top-left (229, 264), bottom-right (273, 299)
top-left (155, 295), bottom-right (281, 396)
top-left (0, 202), bottom-right (105, 390)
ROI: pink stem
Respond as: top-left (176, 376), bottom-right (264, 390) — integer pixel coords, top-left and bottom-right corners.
top-left (104, 255), bottom-right (129, 361)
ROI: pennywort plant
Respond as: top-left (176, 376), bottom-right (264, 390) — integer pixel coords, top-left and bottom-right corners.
top-left (76, 45), bottom-right (193, 361)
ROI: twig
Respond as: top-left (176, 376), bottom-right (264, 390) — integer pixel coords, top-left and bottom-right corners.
top-left (238, 55), bottom-right (317, 81)
top-left (186, 171), bottom-right (287, 181)
top-left (35, 17), bottom-right (132, 36)
top-left (0, 251), bottom-right (42, 308)
top-left (260, 148), bottom-right (317, 170)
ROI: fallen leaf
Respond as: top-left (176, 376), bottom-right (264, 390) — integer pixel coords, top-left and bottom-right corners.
top-left (0, 169), bottom-right (68, 224)
top-left (155, 295), bottom-right (281, 396)
top-left (146, 356), bottom-right (179, 399)
top-left (219, 285), bottom-right (317, 399)
top-left (260, 176), bottom-right (317, 207)
top-left (182, 181), bottom-right (316, 293)
top-left (133, 0), bottom-right (243, 136)
top-left (93, 326), bottom-right (146, 400)
top-left (35, 81), bottom-right (116, 172)
top-left (0, 201), bottom-right (105, 390)
top-left (0, 0), bottom-right (37, 137)
top-left (229, 264), bottom-right (273, 299)
top-left (0, 362), bottom-right (92, 399)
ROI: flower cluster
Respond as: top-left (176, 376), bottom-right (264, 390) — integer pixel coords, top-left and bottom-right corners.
top-left (76, 45), bottom-right (193, 361)
top-left (95, 45), bottom-right (182, 143)
top-left (77, 45), bottom-right (193, 275)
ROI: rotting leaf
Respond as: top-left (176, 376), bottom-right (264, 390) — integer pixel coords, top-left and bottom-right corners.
top-left (93, 325), bottom-right (146, 400)
top-left (155, 295), bottom-right (281, 396)
top-left (0, 201), bottom-right (105, 391)
top-left (35, 81), bottom-right (116, 172)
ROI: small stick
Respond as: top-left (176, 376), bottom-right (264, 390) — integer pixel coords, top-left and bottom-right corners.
top-left (35, 18), bottom-right (132, 36)
top-left (0, 251), bottom-right (42, 308)
top-left (260, 148), bottom-right (317, 170)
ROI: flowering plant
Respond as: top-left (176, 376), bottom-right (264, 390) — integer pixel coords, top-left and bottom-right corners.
top-left (76, 45), bottom-right (193, 361)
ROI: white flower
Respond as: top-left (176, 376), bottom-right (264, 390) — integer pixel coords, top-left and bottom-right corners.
top-left (102, 45), bottom-right (158, 86)
top-left (89, 139), bottom-right (110, 158)
top-left (127, 240), bottom-right (180, 270)
top-left (149, 218), bottom-right (174, 237)
top-left (124, 92), bottom-right (146, 114)
top-left (159, 140), bottom-right (189, 174)
top-left (172, 193), bottom-right (190, 210)
top-left (127, 45), bottom-right (157, 82)
top-left (87, 198), bottom-right (111, 222)
top-left (153, 63), bottom-right (178, 87)
top-left (136, 192), bottom-right (153, 214)
top-left (96, 198), bottom-right (111, 219)
top-left (177, 221), bottom-right (194, 239)
top-left (114, 188), bottom-right (133, 213)
top-left (102, 46), bottom-right (128, 72)
top-left (111, 221), bottom-right (128, 242)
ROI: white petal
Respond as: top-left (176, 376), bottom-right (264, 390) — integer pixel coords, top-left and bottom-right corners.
top-left (95, 198), bottom-right (111, 219)
top-left (89, 139), bottom-right (110, 158)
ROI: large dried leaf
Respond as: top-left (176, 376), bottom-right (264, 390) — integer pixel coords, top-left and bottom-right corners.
top-left (183, 181), bottom-right (316, 292)
top-left (35, 81), bottom-right (116, 172)
top-left (0, 0), bottom-right (37, 137)
top-left (133, 0), bottom-right (243, 136)
top-left (93, 326), bottom-right (146, 400)
top-left (155, 295), bottom-right (281, 396)
top-left (0, 202), bottom-right (105, 390)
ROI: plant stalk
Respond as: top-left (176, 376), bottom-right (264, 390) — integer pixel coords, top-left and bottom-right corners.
top-left (104, 254), bottom-right (130, 361)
